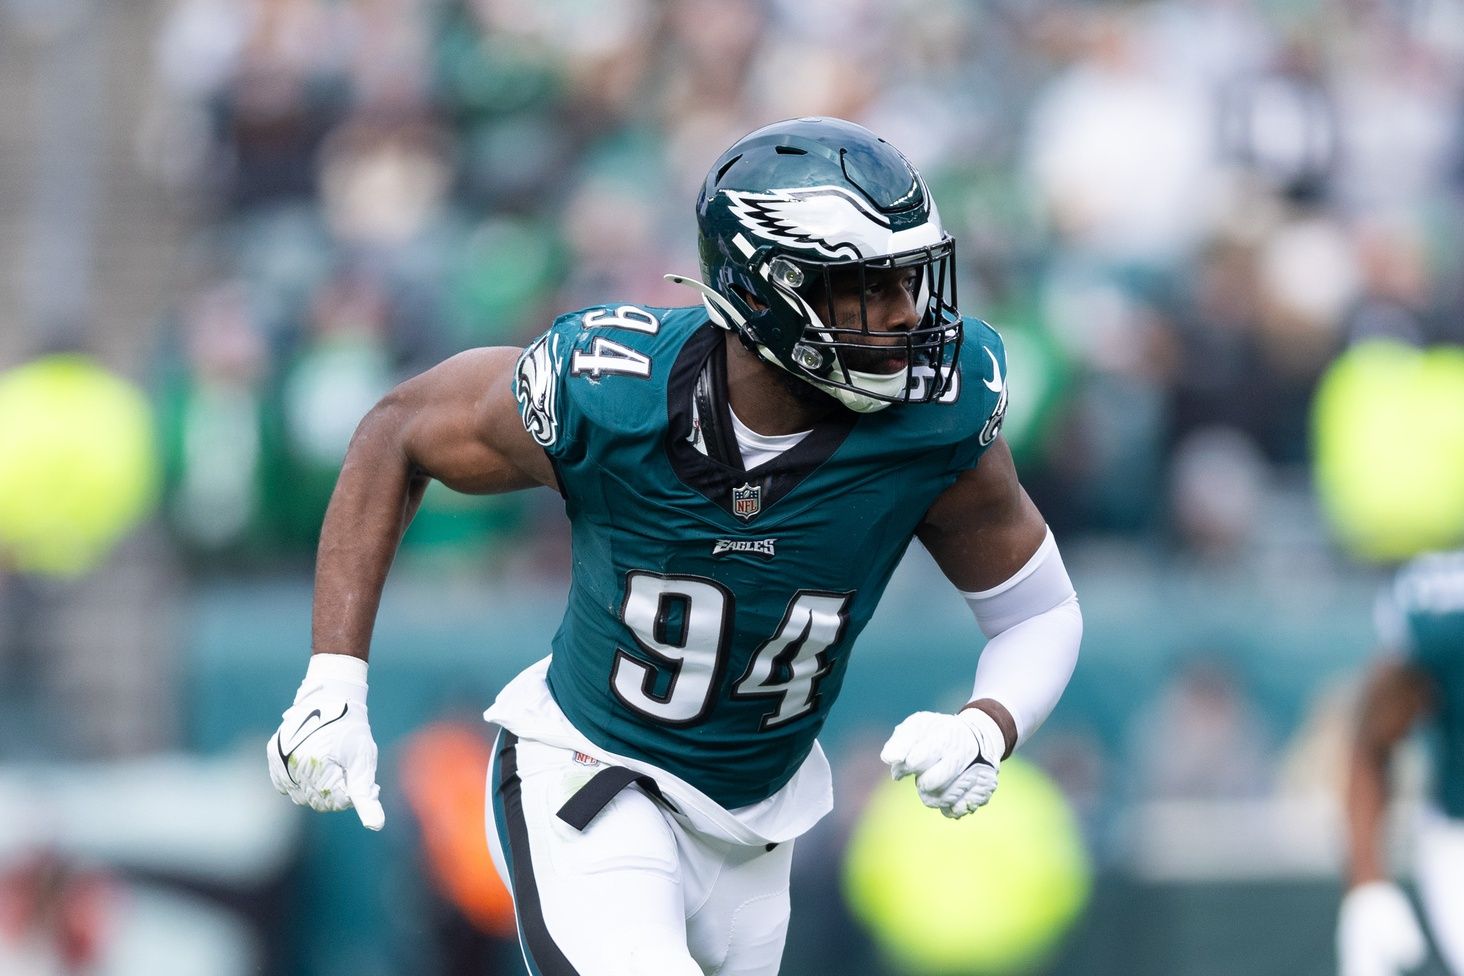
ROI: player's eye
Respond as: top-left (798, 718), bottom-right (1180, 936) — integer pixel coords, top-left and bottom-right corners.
top-left (865, 271), bottom-right (918, 299)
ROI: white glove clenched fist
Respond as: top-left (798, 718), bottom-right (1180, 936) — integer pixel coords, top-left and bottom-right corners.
top-left (880, 707), bottom-right (1007, 819)
top-left (267, 653), bottom-right (386, 830)
top-left (1337, 881), bottom-right (1427, 976)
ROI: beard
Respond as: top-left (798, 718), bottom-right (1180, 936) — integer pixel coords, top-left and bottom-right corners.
top-left (838, 343), bottom-right (909, 375)
top-left (772, 354), bottom-right (843, 411)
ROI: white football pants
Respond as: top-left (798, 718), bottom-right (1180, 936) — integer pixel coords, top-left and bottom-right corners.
top-left (1415, 809), bottom-right (1464, 975)
top-left (485, 730), bottom-right (793, 976)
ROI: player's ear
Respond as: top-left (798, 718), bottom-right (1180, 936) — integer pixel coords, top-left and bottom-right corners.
top-left (734, 286), bottom-right (767, 313)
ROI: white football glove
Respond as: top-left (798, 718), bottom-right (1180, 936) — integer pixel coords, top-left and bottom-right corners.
top-left (267, 653), bottom-right (385, 830)
top-left (880, 708), bottom-right (1006, 819)
top-left (1337, 881), bottom-right (1427, 976)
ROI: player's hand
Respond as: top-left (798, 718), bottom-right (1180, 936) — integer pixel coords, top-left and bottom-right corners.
top-left (1337, 881), bottom-right (1427, 976)
top-left (880, 708), bottom-right (1006, 819)
top-left (266, 654), bottom-right (385, 830)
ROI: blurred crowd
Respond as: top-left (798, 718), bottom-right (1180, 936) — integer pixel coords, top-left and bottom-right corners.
top-left (140, 0), bottom-right (1464, 567)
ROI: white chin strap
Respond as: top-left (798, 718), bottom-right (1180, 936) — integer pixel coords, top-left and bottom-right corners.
top-left (823, 369), bottom-right (902, 412)
top-left (664, 272), bottom-right (900, 413)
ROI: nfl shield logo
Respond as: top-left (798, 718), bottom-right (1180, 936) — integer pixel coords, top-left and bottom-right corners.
top-left (732, 482), bottom-right (761, 520)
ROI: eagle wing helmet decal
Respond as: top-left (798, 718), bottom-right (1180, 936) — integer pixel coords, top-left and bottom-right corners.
top-left (722, 186), bottom-right (895, 261)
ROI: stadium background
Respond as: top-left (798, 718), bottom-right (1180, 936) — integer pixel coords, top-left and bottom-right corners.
top-left (2, 0), bottom-right (1463, 973)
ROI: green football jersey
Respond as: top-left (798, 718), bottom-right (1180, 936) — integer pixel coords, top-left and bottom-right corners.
top-left (1389, 551), bottom-right (1464, 818)
top-left (513, 304), bottom-right (1008, 808)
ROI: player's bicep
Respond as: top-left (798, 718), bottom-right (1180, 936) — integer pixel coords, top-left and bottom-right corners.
top-left (916, 437), bottom-right (1047, 592)
top-left (1356, 658), bottom-right (1434, 754)
top-left (389, 347), bottom-right (556, 494)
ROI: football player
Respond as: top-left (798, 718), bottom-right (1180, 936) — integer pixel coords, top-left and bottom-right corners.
top-left (1339, 550), bottom-right (1464, 976)
top-left (267, 117), bottom-right (1083, 975)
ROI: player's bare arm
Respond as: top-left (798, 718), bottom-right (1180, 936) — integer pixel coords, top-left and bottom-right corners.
top-left (916, 436), bottom-right (1049, 750)
top-left (1346, 658), bottom-right (1434, 884)
top-left (312, 347), bottom-right (556, 658)
top-left (1336, 656), bottom-right (1435, 974)
top-left (881, 434), bottom-right (1080, 818)
top-left (267, 346), bottom-right (553, 830)
top-left (917, 436), bottom-right (1047, 591)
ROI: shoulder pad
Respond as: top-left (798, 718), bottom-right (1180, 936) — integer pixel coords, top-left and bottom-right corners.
top-left (514, 304), bottom-right (705, 459)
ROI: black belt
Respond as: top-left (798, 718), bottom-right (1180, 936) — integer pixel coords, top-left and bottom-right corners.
top-left (556, 765), bottom-right (673, 831)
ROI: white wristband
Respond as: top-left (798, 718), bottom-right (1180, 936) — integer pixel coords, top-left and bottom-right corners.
top-left (296, 653), bottom-right (369, 704)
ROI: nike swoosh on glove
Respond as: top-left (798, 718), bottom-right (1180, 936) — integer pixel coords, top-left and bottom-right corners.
top-left (1337, 881), bottom-right (1426, 976)
top-left (880, 708), bottom-right (1006, 819)
top-left (266, 654), bottom-right (385, 830)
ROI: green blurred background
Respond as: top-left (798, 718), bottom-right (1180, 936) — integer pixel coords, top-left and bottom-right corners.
top-left (2, 0), bottom-right (1463, 973)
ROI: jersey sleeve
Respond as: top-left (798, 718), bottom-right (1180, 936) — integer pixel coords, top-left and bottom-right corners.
top-left (948, 318), bottom-right (1010, 472)
top-left (1373, 586), bottom-right (1412, 654)
top-left (513, 303), bottom-right (684, 466)
top-left (1388, 553), bottom-right (1464, 676)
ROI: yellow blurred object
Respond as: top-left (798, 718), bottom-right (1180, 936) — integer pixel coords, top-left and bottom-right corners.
top-left (0, 354), bottom-right (158, 577)
top-left (844, 757), bottom-right (1091, 976)
top-left (1312, 340), bottom-right (1464, 561)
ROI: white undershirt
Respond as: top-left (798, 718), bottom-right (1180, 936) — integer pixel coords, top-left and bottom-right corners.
top-left (728, 407), bottom-right (811, 468)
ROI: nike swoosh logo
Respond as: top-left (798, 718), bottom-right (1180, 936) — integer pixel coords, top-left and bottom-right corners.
top-left (983, 347), bottom-right (1003, 394)
top-left (276, 703), bottom-right (349, 785)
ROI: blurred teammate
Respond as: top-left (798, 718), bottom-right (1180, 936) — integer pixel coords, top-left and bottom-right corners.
top-left (266, 117), bottom-right (1082, 975)
top-left (1339, 550), bottom-right (1464, 976)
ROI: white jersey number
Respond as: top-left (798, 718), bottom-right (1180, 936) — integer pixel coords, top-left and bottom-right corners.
top-left (570, 305), bottom-right (659, 378)
top-left (611, 572), bottom-right (852, 728)
top-left (611, 573), bottom-right (732, 723)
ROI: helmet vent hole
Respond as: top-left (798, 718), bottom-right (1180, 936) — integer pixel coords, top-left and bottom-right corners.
top-left (715, 154), bottom-right (743, 184)
top-left (774, 146), bottom-right (807, 155)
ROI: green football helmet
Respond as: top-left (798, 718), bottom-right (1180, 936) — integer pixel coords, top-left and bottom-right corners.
top-left (670, 117), bottom-right (961, 413)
